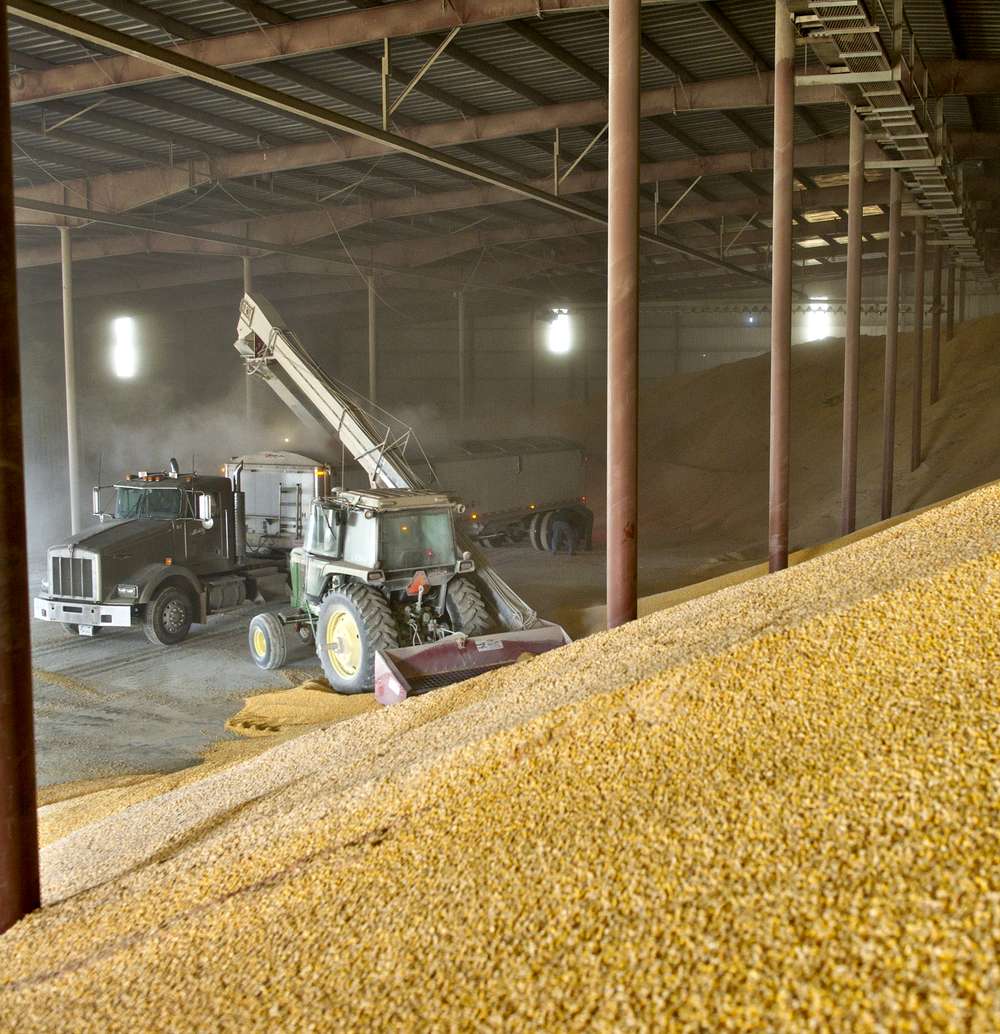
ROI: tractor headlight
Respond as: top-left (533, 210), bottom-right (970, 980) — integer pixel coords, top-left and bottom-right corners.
top-left (457, 559), bottom-right (474, 573)
top-left (366, 570), bottom-right (385, 586)
top-left (116, 583), bottom-right (139, 599)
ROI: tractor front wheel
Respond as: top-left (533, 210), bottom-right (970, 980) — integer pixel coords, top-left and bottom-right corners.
top-left (316, 583), bottom-right (399, 694)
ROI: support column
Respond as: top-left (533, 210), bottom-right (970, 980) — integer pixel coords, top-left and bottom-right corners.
top-left (840, 110), bottom-right (865, 535)
top-left (367, 274), bottom-right (377, 403)
top-left (945, 256), bottom-right (956, 342)
top-left (768, 0), bottom-right (795, 573)
top-left (880, 170), bottom-right (902, 521)
top-left (958, 265), bottom-right (967, 324)
top-left (59, 226), bottom-right (80, 534)
top-left (456, 289), bottom-right (466, 424)
top-left (242, 257), bottom-right (253, 432)
top-left (0, 4), bottom-right (40, 934)
top-left (910, 216), bottom-right (926, 471)
top-left (930, 242), bottom-right (943, 404)
top-left (606, 0), bottom-right (640, 628)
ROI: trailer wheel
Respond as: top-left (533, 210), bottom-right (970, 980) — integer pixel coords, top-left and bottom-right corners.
top-left (143, 586), bottom-right (193, 646)
top-left (538, 511), bottom-right (554, 553)
top-left (528, 512), bottom-right (543, 550)
top-left (445, 576), bottom-right (492, 636)
top-left (248, 612), bottom-right (288, 670)
top-left (61, 624), bottom-right (103, 637)
top-left (316, 583), bottom-right (398, 694)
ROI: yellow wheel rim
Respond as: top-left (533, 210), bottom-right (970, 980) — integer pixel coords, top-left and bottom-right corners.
top-left (252, 627), bottom-right (267, 658)
top-left (324, 606), bottom-right (362, 679)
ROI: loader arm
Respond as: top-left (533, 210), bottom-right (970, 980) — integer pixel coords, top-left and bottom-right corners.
top-left (235, 293), bottom-right (428, 491)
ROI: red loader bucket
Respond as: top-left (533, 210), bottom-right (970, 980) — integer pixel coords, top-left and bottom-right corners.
top-left (374, 621), bottom-right (570, 706)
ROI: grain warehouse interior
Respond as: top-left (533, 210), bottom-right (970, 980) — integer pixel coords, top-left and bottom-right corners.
top-left (1, 0), bottom-right (999, 1029)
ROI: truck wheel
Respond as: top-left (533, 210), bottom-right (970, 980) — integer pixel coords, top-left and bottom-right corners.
top-left (61, 624), bottom-right (103, 637)
top-left (248, 612), bottom-right (288, 670)
top-left (316, 583), bottom-right (398, 694)
top-left (445, 576), bottom-right (492, 636)
top-left (528, 512), bottom-right (543, 550)
top-left (144, 586), bottom-right (194, 646)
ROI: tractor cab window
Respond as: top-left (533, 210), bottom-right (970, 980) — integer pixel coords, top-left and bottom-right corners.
top-left (306, 503), bottom-right (343, 558)
top-left (114, 487), bottom-right (186, 520)
top-left (381, 510), bottom-right (456, 571)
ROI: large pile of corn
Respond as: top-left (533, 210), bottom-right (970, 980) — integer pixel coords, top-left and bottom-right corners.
top-left (2, 483), bottom-right (999, 1031)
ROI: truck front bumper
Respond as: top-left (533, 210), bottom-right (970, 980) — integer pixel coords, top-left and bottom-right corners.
top-left (33, 597), bottom-right (134, 629)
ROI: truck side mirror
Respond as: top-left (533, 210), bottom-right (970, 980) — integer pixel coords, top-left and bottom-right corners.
top-left (92, 486), bottom-right (112, 522)
top-left (197, 493), bottom-right (215, 529)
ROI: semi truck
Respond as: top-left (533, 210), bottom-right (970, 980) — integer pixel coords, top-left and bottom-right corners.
top-left (235, 293), bottom-right (570, 704)
top-left (32, 456), bottom-right (324, 644)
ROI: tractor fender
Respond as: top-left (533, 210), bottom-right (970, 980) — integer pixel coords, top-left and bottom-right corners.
top-left (135, 564), bottom-right (207, 622)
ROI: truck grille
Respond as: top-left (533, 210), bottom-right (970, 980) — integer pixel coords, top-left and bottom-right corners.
top-left (51, 555), bottom-right (95, 599)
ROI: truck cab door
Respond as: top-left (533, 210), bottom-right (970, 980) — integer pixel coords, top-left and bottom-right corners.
top-left (186, 492), bottom-right (225, 563)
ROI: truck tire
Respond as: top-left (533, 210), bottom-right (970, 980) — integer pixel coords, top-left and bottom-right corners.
top-left (445, 576), bottom-right (492, 636)
top-left (62, 624), bottom-right (103, 637)
top-left (316, 583), bottom-right (398, 694)
top-left (143, 586), bottom-right (194, 646)
top-left (528, 512), bottom-right (543, 551)
top-left (248, 612), bottom-right (288, 670)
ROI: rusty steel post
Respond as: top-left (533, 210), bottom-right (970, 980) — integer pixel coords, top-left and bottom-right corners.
top-left (768, 0), bottom-right (795, 573)
top-left (910, 216), bottom-right (926, 471)
top-left (606, 0), bottom-right (640, 627)
top-left (930, 242), bottom-right (943, 404)
top-left (0, 4), bottom-right (41, 936)
top-left (880, 170), bottom-right (903, 521)
top-left (59, 226), bottom-right (81, 534)
top-left (945, 255), bottom-right (956, 342)
top-left (840, 110), bottom-right (865, 535)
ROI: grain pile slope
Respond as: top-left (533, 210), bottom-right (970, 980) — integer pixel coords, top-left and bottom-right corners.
top-left (2, 484), bottom-right (998, 1032)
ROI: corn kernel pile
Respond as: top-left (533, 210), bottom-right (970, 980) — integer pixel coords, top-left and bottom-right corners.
top-left (1, 485), bottom-right (998, 1032)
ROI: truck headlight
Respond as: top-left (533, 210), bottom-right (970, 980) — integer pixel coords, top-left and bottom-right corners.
top-left (116, 583), bottom-right (139, 599)
top-left (40, 578), bottom-right (50, 593)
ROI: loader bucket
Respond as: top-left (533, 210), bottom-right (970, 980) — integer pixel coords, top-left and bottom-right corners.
top-left (374, 621), bottom-right (570, 706)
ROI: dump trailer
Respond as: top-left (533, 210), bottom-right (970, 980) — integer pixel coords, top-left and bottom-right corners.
top-left (235, 293), bottom-right (570, 704)
top-left (33, 456), bottom-right (323, 644)
top-left (225, 451), bottom-right (332, 554)
top-left (430, 437), bottom-right (592, 549)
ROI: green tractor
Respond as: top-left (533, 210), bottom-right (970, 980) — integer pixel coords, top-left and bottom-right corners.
top-left (248, 488), bottom-right (492, 693)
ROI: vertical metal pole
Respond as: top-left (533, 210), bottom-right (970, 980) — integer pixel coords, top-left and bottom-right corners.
top-left (606, 0), bottom-right (640, 628)
top-left (242, 257), bottom-right (253, 432)
top-left (768, 0), bottom-right (795, 573)
top-left (840, 110), bottom-right (864, 535)
top-left (945, 255), bottom-right (956, 342)
top-left (456, 289), bottom-right (466, 424)
top-left (880, 170), bottom-right (902, 521)
top-left (958, 265), bottom-right (967, 324)
top-left (930, 242), bottom-right (942, 404)
top-left (59, 226), bottom-right (80, 534)
top-left (381, 39), bottom-right (390, 131)
top-left (0, 4), bottom-right (41, 935)
top-left (910, 215), bottom-right (926, 471)
top-left (367, 274), bottom-right (377, 403)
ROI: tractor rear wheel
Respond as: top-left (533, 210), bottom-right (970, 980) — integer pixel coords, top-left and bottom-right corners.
top-left (316, 583), bottom-right (399, 694)
top-left (445, 576), bottom-right (491, 636)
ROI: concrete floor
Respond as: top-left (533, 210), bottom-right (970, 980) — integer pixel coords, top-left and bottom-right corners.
top-left (29, 543), bottom-right (738, 788)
